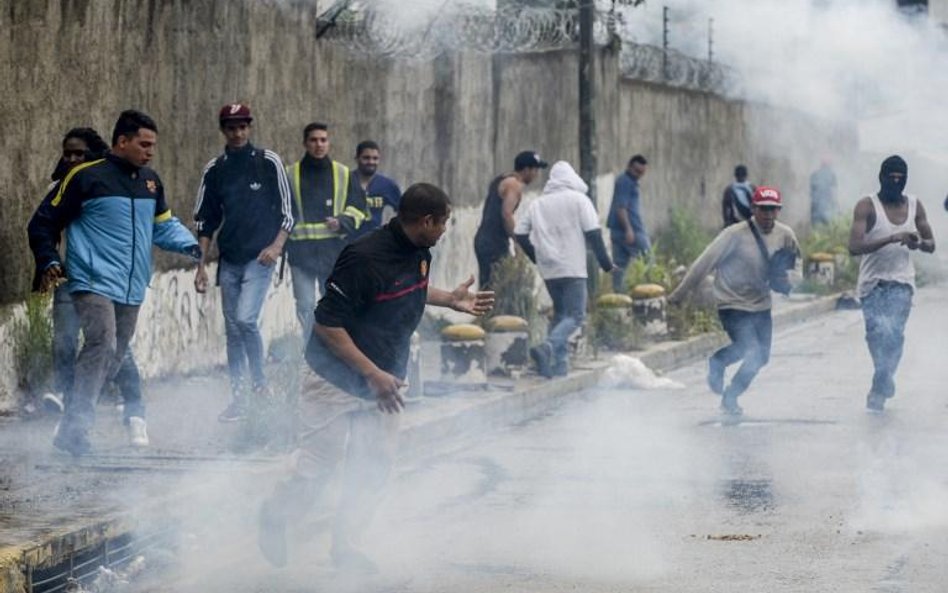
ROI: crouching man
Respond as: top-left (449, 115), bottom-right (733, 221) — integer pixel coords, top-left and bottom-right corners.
top-left (257, 183), bottom-right (494, 572)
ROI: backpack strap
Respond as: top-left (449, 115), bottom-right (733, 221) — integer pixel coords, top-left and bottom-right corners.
top-left (746, 219), bottom-right (771, 265)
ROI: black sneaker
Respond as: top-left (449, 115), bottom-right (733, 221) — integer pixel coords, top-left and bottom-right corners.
top-left (330, 544), bottom-right (379, 574)
top-left (707, 358), bottom-right (725, 395)
top-left (257, 499), bottom-right (287, 568)
top-left (530, 344), bottom-right (554, 379)
top-left (218, 403), bottom-right (248, 423)
top-left (53, 423), bottom-right (91, 457)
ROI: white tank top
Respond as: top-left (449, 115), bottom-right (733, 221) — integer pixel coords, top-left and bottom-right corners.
top-left (857, 194), bottom-right (916, 298)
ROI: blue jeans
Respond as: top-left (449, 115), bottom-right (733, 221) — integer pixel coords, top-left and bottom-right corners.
top-left (712, 308), bottom-right (773, 400)
top-left (291, 264), bottom-right (333, 347)
top-left (54, 286), bottom-right (144, 421)
top-left (861, 282), bottom-right (913, 398)
top-left (219, 259), bottom-right (274, 400)
top-left (544, 278), bottom-right (588, 373)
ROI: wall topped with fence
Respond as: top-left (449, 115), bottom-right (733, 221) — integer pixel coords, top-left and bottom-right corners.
top-left (321, 5), bottom-right (734, 93)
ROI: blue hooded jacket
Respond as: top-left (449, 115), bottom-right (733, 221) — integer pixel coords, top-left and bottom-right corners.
top-left (28, 153), bottom-right (197, 305)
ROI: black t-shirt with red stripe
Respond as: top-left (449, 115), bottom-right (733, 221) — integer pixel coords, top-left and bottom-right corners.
top-left (305, 218), bottom-right (431, 399)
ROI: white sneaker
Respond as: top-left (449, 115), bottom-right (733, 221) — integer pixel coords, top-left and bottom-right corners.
top-left (42, 392), bottom-right (65, 414)
top-left (127, 417), bottom-right (149, 447)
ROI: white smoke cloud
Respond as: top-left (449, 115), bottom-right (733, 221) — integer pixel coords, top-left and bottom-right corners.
top-left (619, 0), bottom-right (948, 160)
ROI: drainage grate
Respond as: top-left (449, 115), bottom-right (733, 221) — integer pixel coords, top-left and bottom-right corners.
top-left (26, 528), bottom-right (175, 593)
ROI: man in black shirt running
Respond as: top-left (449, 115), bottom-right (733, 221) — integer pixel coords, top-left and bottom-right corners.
top-left (258, 183), bottom-right (494, 573)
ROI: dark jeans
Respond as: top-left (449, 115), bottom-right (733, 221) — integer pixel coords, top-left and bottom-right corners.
top-left (609, 236), bottom-right (645, 293)
top-left (52, 286), bottom-right (143, 419)
top-left (290, 247), bottom-right (341, 345)
top-left (544, 277), bottom-right (588, 374)
top-left (62, 292), bottom-right (140, 438)
top-left (861, 281), bottom-right (913, 398)
top-left (711, 308), bottom-right (773, 399)
top-left (474, 240), bottom-right (507, 290)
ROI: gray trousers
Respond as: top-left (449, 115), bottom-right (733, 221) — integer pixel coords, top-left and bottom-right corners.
top-left (61, 292), bottom-right (140, 436)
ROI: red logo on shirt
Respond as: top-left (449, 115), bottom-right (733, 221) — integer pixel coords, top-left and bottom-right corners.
top-left (145, 180), bottom-right (157, 194)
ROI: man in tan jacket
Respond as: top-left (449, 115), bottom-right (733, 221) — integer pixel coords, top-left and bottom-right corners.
top-left (669, 186), bottom-right (800, 416)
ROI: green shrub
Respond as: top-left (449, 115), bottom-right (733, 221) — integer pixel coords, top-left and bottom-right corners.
top-left (620, 255), bottom-right (672, 294)
top-left (653, 205), bottom-right (715, 268)
top-left (12, 292), bottom-right (54, 398)
top-left (588, 302), bottom-right (641, 352)
top-left (488, 253), bottom-right (543, 342)
top-left (799, 215), bottom-right (857, 291)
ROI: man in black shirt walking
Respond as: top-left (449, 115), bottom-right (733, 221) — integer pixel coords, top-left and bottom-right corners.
top-left (193, 104), bottom-right (294, 423)
top-left (473, 151), bottom-right (546, 289)
top-left (258, 183), bottom-right (494, 572)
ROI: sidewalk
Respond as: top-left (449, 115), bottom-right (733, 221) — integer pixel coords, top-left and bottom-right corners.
top-left (0, 293), bottom-right (840, 593)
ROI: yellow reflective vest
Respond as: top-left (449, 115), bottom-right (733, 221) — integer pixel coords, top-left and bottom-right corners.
top-left (286, 160), bottom-right (366, 241)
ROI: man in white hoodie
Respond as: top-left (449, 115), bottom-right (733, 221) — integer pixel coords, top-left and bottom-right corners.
top-left (514, 161), bottom-right (615, 378)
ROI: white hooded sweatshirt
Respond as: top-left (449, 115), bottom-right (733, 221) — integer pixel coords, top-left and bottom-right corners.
top-left (514, 161), bottom-right (601, 279)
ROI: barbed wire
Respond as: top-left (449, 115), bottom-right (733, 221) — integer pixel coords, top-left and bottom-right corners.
top-left (619, 43), bottom-right (735, 94)
top-left (322, 6), bottom-right (734, 93)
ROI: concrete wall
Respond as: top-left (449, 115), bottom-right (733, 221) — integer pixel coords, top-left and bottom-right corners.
top-left (0, 0), bottom-right (857, 410)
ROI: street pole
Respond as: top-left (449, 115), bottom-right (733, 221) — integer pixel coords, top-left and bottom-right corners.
top-left (579, 0), bottom-right (599, 295)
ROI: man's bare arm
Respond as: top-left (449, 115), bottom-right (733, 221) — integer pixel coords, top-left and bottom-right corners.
top-left (914, 200), bottom-right (935, 253)
top-left (499, 177), bottom-right (523, 238)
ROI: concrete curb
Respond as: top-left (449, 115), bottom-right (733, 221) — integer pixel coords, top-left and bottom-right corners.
top-left (0, 294), bottom-right (841, 592)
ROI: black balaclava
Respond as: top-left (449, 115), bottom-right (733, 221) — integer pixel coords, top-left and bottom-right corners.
top-left (878, 155), bottom-right (907, 203)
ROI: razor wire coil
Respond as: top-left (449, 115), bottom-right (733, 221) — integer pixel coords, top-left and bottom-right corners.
top-left (322, 6), bottom-right (734, 93)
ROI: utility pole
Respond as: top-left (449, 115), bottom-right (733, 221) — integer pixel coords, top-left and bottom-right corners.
top-left (579, 0), bottom-right (599, 294)
top-left (708, 17), bottom-right (714, 63)
top-left (579, 0), bottom-right (597, 204)
top-left (662, 5), bottom-right (669, 80)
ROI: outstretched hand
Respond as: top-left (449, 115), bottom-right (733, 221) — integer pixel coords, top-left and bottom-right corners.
top-left (451, 275), bottom-right (495, 316)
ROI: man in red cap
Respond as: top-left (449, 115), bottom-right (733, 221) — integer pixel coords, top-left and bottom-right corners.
top-left (669, 186), bottom-right (800, 416)
top-left (193, 103), bottom-right (295, 423)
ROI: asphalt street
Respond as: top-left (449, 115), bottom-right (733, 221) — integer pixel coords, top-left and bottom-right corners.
top-left (141, 285), bottom-right (948, 593)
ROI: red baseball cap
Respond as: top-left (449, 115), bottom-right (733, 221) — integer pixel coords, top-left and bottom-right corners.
top-left (752, 186), bottom-right (782, 207)
top-left (218, 103), bottom-right (253, 123)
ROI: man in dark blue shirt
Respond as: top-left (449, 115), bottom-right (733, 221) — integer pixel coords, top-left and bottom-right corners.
top-left (353, 140), bottom-right (401, 236)
top-left (193, 104), bottom-right (295, 423)
top-left (606, 154), bottom-right (651, 293)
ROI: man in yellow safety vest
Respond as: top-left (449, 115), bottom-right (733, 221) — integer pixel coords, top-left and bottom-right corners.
top-left (286, 122), bottom-right (367, 341)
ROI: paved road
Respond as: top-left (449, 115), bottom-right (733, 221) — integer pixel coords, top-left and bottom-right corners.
top-left (139, 285), bottom-right (948, 592)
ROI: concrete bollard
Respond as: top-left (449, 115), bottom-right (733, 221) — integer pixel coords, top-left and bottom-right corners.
top-left (631, 283), bottom-right (668, 337)
top-left (485, 315), bottom-right (529, 377)
top-left (593, 293), bottom-right (635, 351)
top-left (807, 252), bottom-right (835, 286)
top-left (440, 323), bottom-right (487, 383)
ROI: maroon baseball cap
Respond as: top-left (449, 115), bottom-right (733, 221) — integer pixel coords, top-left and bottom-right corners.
top-left (218, 103), bottom-right (253, 123)
top-left (752, 186), bottom-right (782, 207)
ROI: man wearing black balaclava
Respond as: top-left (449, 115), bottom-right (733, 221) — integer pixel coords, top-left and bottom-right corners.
top-left (848, 155), bottom-right (935, 412)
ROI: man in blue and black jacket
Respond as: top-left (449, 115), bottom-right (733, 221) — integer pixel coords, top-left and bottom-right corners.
top-left (29, 110), bottom-right (200, 456)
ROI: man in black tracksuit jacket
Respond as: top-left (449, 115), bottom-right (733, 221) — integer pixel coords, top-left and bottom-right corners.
top-left (193, 104), bottom-right (294, 423)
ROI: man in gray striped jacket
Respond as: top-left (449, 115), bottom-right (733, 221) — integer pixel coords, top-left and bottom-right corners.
top-left (193, 103), bottom-right (294, 423)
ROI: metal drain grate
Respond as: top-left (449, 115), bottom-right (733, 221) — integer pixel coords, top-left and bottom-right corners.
top-left (26, 528), bottom-right (175, 593)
